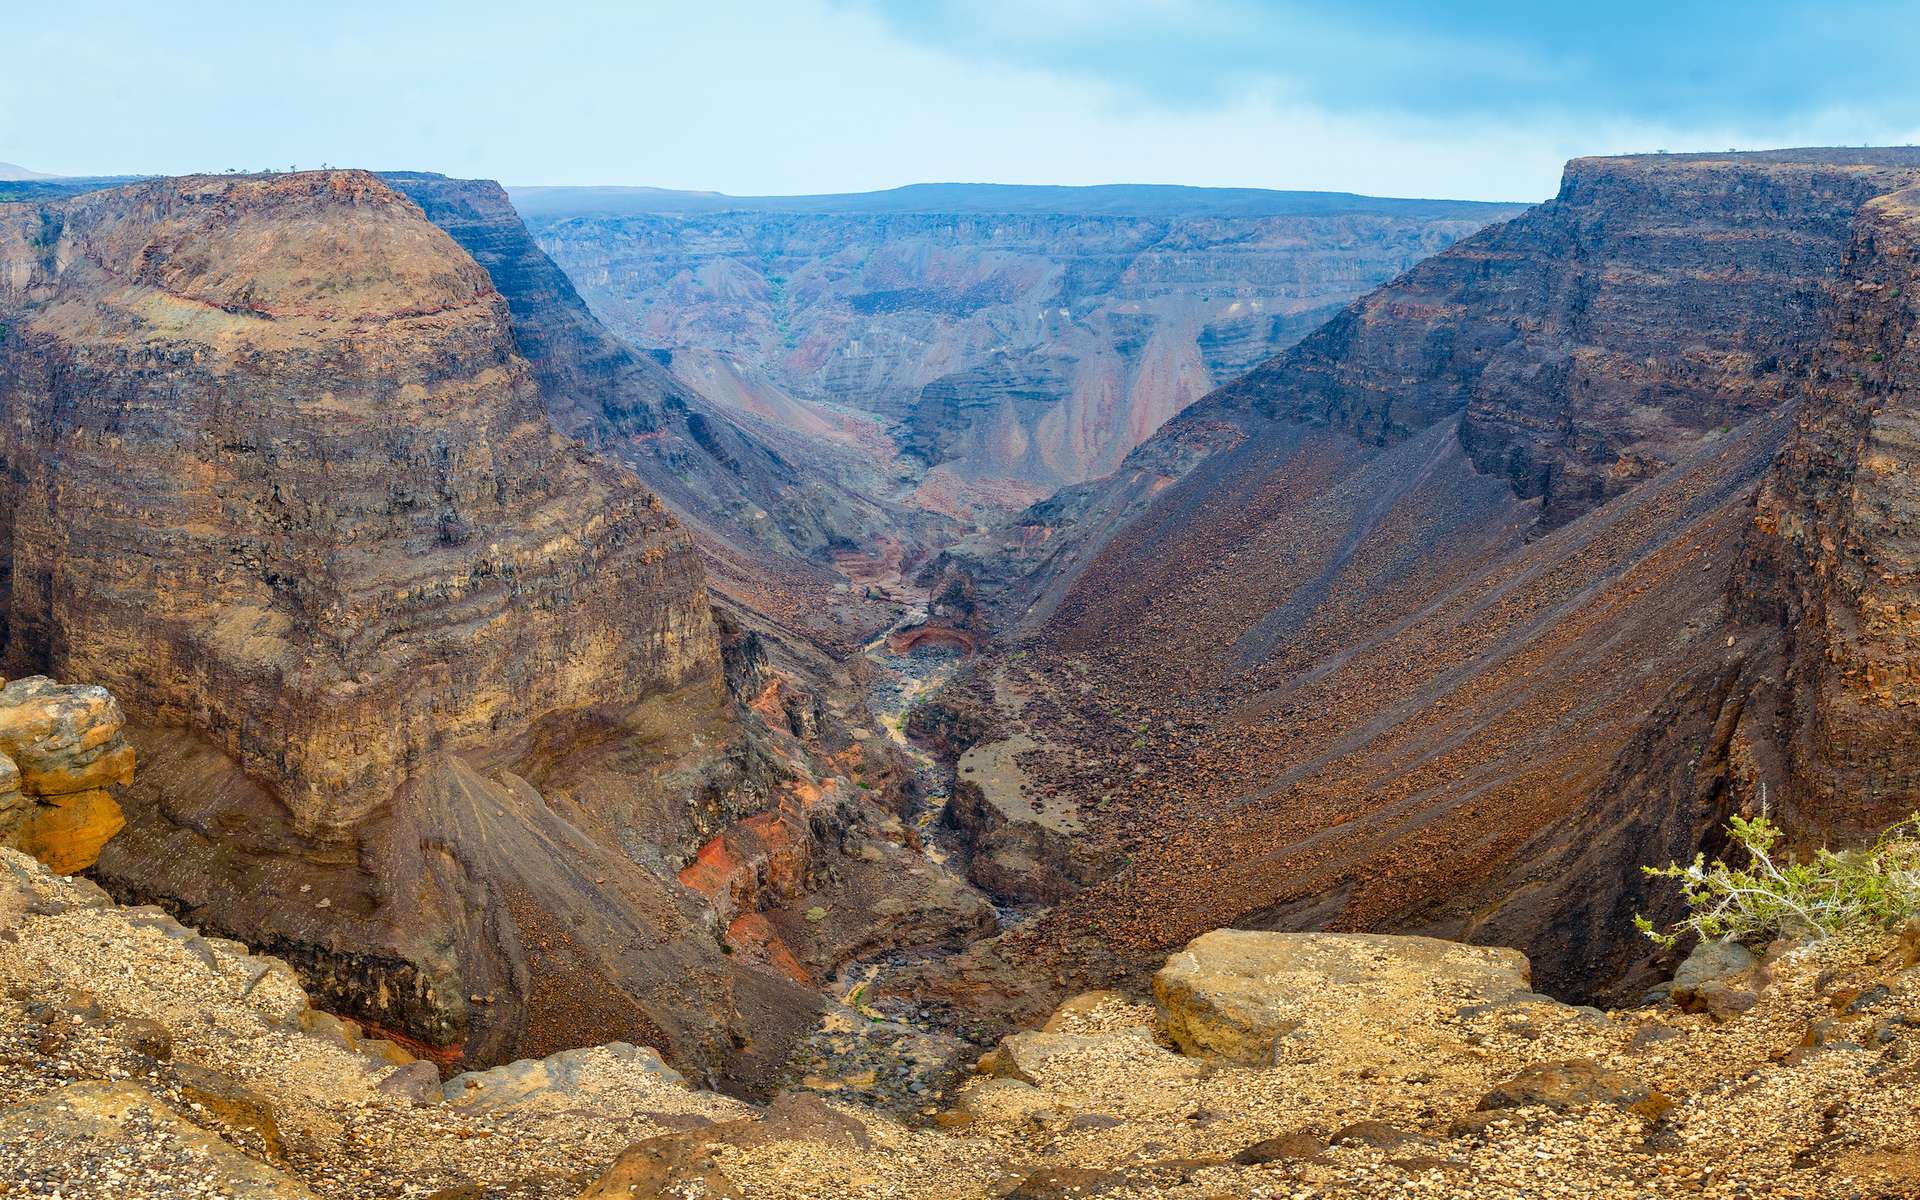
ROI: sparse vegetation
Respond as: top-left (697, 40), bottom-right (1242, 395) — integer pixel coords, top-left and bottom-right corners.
top-left (1637, 811), bottom-right (1920, 949)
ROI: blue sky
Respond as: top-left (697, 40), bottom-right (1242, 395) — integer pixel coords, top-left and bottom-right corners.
top-left (3, 0), bottom-right (1914, 202)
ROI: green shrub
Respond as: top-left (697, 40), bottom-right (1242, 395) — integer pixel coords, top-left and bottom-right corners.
top-left (1636, 811), bottom-right (1920, 949)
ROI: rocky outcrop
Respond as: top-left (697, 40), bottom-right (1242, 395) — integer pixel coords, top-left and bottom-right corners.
top-left (0, 1082), bottom-right (317, 1199)
top-left (0, 677), bottom-right (134, 873)
top-left (522, 186), bottom-right (1522, 518)
top-left (0, 172), bottom-right (840, 1083)
top-left (1152, 930), bottom-right (1536, 1065)
top-left (1727, 182), bottom-right (1920, 842)
top-left (9, 850), bottom-right (1920, 1198)
top-left (1232, 153), bottom-right (1920, 529)
top-left (0, 171), bottom-right (718, 836)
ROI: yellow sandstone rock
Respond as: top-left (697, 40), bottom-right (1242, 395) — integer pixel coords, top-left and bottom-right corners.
top-left (0, 677), bottom-right (135, 873)
top-left (8, 788), bottom-right (125, 875)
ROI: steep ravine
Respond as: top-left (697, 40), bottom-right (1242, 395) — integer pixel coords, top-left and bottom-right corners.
top-left (882, 148), bottom-right (1920, 1031)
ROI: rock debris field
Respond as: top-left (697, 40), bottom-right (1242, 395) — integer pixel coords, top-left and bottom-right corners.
top-left (3, 847), bottom-right (1919, 1199)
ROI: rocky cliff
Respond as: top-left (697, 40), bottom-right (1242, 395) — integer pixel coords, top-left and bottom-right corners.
top-left (0, 170), bottom-right (719, 833)
top-left (0, 172), bottom-right (987, 1087)
top-left (1729, 183), bottom-right (1920, 842)
top-left (910, 149), bottom-right (1920, 1015)
top-left (520, 186), bottom-right (1522, 520)
top-left (382, 174), bottom-right (929, 566)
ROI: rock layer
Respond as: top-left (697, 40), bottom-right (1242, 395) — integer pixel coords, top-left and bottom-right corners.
top-left (0, 172), bottom-right (830, 1083)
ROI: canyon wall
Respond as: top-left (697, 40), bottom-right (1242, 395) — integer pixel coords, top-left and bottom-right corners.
top-left (1725, 182), bottom-right (1920, 841)
top-left (383, 174), bottom-right (924, 565)
top-left (919, 149), bottom-right (1920, 1015)
top-left (519, 186), bottom-right (1522, 518)
top-left (0, 171), bottom-right (721, 833)
top-left (0, 172), bottom-right (834, 1086)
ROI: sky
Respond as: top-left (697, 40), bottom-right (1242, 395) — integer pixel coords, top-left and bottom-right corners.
top-left (3, 0), bottom-right (1917, 202)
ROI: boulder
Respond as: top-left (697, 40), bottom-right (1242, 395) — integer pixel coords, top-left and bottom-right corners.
top-left (576, 1094), bottom-right (871, 1200)
top-left (1670, 940), bottom-right (1761, 1022)
top-left (982, 1029), bottom-right (1129, 1086)
top-left (1233, 1128), bottom-right (1326, 1165)
top-left (0, 677), bottom-right (134, 792)
top-left (1152, 930), bottom-right (1535, 1065)
top-left (999, 1167), bottom-right (1128, 1199)
top-left (6, 788), bottom-right (125, 874)
top-left (375, 1060), bottom-right (444, 1105)
top-left (1330, 1120), bottom-right (1426, 1150)
top-left (575, 1126), bottom-right (744, 1200)
top-left (170, 1062), bottom-right (287, 1162)
top-left (0, 677), bottom-right (136, 873)
top-left (1476, 1059), bottom-right (1657, 1113)
top-left (979, 1025), bottom-right (1196, 1090)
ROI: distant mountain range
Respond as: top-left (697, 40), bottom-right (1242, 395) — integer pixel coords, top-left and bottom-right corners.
top-left (0, 162), bottom-right (54, 181)
top-left (509, 180), bottom-right (1526, 220)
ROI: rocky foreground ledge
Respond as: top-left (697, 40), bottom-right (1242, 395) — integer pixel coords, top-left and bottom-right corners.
top-left (2, 850), bottom-right (1917, 1199)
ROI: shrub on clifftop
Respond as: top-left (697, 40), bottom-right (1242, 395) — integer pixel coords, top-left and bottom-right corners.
top-left (1638, 812), bottom-right (1920, 949)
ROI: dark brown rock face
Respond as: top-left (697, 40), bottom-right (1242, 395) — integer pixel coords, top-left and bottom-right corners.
top-left (1249, 154), bottom-right (1920, 528)
top-left (0, 172), bottom-right (822, 1085)
top-left (1731, 185), bottom-right (1920, 841)
top-left (0, 171), bottom-right (716, 835)
top-left (1469, 174), bottom-right (1920, 996)
top-left (917, 149), bottom-right (1920, 1018)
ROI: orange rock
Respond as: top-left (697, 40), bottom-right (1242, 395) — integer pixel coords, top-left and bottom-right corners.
top-left (678, 837), bottom-right (745, 911)
top-left (9, 789), bottom-right (125, 875)
top-left (0, 677), bottom-right (138, 873)
top-left (725, 913), bottom-right (811, 985)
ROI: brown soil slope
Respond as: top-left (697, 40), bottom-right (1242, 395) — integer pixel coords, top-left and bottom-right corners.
top-left (942, 149), bottom-right (1920, 1009)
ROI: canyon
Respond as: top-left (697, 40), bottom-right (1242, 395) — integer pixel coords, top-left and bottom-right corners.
top-left (518, 183), bottom-right (1521, 523)
top-left (0, 171), bottom-right (988, 1094)
top-left (6, 144), bottom-right (1920, 1198)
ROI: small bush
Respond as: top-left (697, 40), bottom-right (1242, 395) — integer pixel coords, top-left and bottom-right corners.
top-left (1636, 811), bottom-right (1920, 949)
